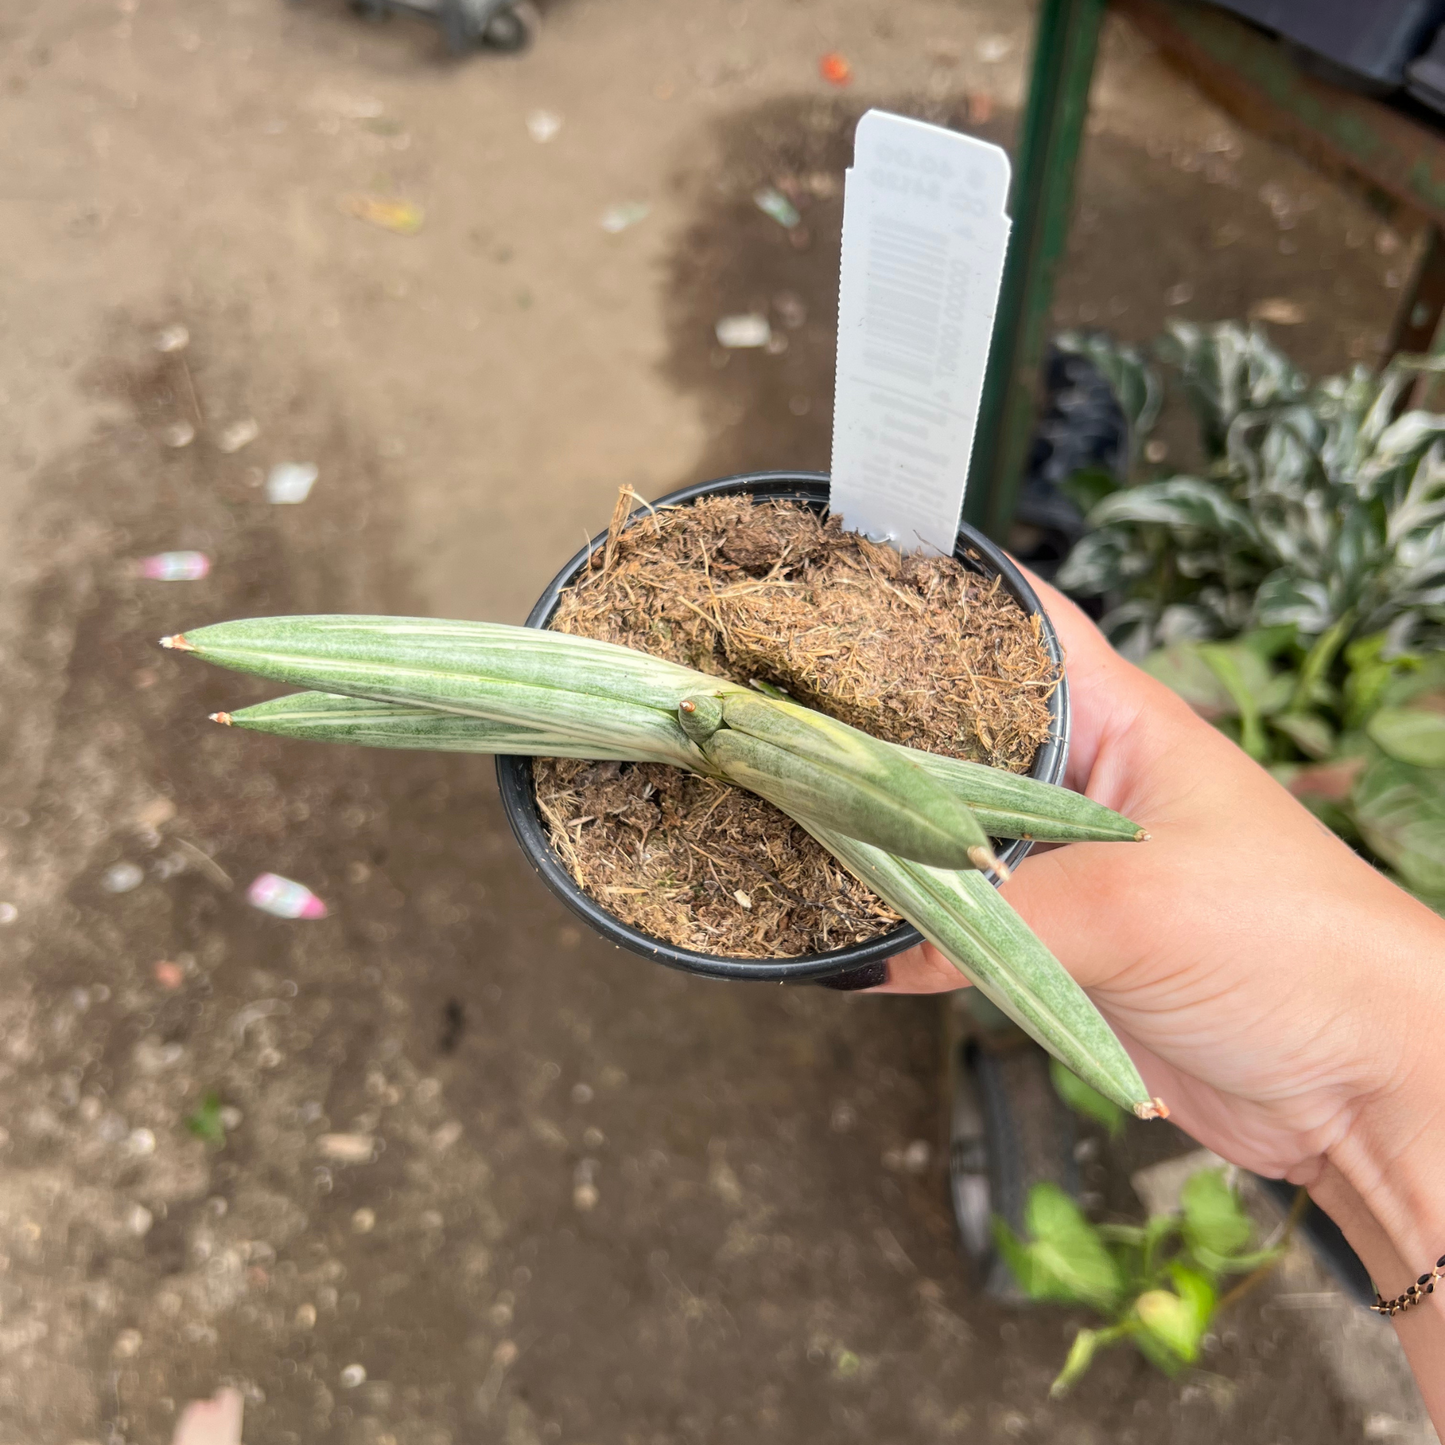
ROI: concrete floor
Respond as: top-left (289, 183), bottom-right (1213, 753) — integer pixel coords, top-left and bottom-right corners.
top-left (0, 0), bottom-right (1428, 1440)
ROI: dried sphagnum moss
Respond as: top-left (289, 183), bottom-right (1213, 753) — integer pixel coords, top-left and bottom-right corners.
top-left (533, 494), bottom-right (1059, 959)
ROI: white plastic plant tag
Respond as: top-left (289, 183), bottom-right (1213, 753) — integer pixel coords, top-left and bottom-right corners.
top-left (830, 110), bottom-right (1012, 555)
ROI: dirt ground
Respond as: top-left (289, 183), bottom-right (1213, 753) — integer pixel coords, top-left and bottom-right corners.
top-left (0, 0), bottom-right (1432, 1441)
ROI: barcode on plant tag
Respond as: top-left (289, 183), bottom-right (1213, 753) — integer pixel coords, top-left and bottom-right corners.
top-left (830, 110), bottom-right (1012, 555)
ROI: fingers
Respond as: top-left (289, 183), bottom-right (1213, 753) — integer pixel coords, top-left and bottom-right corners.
top-left (867, 940), bottom-right (971, 994)
top-left (1017, 568), bottom-right (1149, 792)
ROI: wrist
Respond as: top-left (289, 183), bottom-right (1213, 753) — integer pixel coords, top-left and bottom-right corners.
top-left (1319, 914), bottom-right (1445, 1294)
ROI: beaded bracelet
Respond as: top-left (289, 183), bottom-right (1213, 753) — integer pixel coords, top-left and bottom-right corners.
top-left (1371, 1255), bottom-right (1445, 1316)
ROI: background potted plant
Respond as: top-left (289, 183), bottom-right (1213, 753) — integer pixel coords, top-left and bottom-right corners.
top-left (1055, 323), bottom-right (1445, 912)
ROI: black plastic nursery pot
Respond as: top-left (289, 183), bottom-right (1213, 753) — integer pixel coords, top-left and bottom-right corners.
top-left (496, 471), bottom-right (1072, 988)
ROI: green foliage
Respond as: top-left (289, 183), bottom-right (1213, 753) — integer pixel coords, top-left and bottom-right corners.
top-left (1054, 326), bottom-right (1445, 912)
top-left (1055, 324), bottom-right (1445, 662)
top-left (1050, 1056), bottom-right (1126, 1139)
top-left (996, 1168), bottom-right (1278, 1395)
top-left (1136, 627), bottom-right (1445, 906)
top-left (185, 1091), bottom-right (227, 1147)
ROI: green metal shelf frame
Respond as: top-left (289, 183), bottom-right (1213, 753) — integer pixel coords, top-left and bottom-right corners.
top-left (965, 0), bottom-right (1445, 542)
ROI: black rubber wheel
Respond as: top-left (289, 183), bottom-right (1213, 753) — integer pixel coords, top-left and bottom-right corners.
top-left (481, 1), bottom-right (538, 51)
top-left (950, 1039), bottom-right (1079, 1298)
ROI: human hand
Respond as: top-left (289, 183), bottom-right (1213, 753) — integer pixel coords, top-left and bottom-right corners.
top-left (880, 575), bottom-right (1445, 1187)
top-left (879, 577), bottom-right (1445, 1409)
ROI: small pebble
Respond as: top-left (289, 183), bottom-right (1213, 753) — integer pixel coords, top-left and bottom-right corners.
top-left (113, 1328), bottom-right (143, 1358)
top-left (155, 324), bottom-right (190, 353)
top-left (127, 1127), bottom-right (157, 1156)
top-left (339, 1364), bottom-right (366, 1388)
top-left (154, 960), bottom-right (185, 989)
top-left (294, 1303), bottom-right (317, 1329)
top-left (318, 1133), bottom-right (375, 1163)
top-left (160, 420), bottom-right (195, 448)
top-left (0, 903), bottom-right (16, 925)
top-left (265, 462), bottom-right (319, 505)
top-left (102, 862), bottom-right (145, 894)
top-left (715, 314), bottom-right (771, 349)
top-left (126, 1204), bottom-right (154, 1236)
top-left (525, 109), bottom-right (562, 143)
top-left (570, 1083), bottom-right (593, 1105)
top-left (216, 417), bottom-right (259, 454)
top-left (352, 1208), bottom-right (376, 1234)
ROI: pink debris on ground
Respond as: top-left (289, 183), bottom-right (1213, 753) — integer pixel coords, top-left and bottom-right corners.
top-left (154, 960), bottom-right (185, 989)
top-left (137, 551), bottom-right (211, 581)
top-left (171, 1387), bottom-right (243, 1445)
top-left (246, 873), bottom-right (328, 920)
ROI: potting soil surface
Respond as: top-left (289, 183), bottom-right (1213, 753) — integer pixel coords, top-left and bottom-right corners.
top-left (534, 495), bottom-right (1057, 957)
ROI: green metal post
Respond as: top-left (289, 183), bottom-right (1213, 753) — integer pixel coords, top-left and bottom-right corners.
top-left (963, 0), bottom-right (1107, 542)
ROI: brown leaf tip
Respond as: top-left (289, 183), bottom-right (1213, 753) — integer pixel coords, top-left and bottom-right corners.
top-left (1134, 1097), bottom-right (1171, 1121)
top-left (1135, 829), bottom-right (1152, 842)
top-left (209, 712), bottom-right (233, 726)
top-left (159, 634), bottom-right (194, 651)
top-left (969, 845), bottom-right (1011, 882)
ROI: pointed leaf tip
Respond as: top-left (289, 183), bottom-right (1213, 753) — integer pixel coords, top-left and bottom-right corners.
top-left (160, 634), bottom-right (194, 651)
top-left (968, 845), bottom-right (1010, 880)
top-left (1134, 1097), bottom-right (1170, 1121)
top-left (210, 712), bottom-right (233, 725)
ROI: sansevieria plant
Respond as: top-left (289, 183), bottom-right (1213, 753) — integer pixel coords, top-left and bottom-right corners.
top-left (162, 615), bottom-right (1164, 1117)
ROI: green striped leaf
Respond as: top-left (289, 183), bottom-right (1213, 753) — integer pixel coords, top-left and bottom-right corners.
top-left (707, 693), bottom-right (999, 871)
top-left (803, 822), bottom-right (1156, 1115)
top-left (165, 616), bottom-right (720, 767)
top-left (905, 751), bottom-right (1146, 844)
top-left (216, 690), bottom-right (1147, 844)
top-left (219, 692), bottom-right (666, 761)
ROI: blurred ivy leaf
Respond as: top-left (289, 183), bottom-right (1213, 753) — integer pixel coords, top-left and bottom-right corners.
top-left (1132, 1263), bottom-right (1217, 1366)
top-left (1133, 1291), bottom-right (1197, 1369)
top-left (1204, 644), bottom-right (1295, 715)
top-left (1143, 644), bottom-right (1235, 716)
top-left (185, 1091), bottom-right (227, 1147)
top-left (1200, 644), bottom-right (1295, 758)
top-left (1101, 599), bottom-right (1164, 662)
top-left (1049, 1327), bottom-right (1112, 1398)
top-left (1379, 652), bottom-right (1445, 709)
top-left (1237, 625), bottom-right (1299, 662)
top-left (1367, 708), bottom-right (1445, 768)
top-left (1353, 756), bottom-right (1445, 896)
top-left (1194, 1240), bottom-right (1285, 1276)
top-left (1341, 632), bottom-right (1415, 727)
top-left (1181, 1168), bottom-right (1252, 1261)
top-left (1050, 1057), bottom-right (1126, 1138)
top-left (1061, 465), bottom-right (1125, 515)
top-left (1254, 571), bottom-right (1334, 635)
top-left (1056, 527), bottom-right (1143, 596)
top-left (1271, 711), bottom-right (1336, 759)
top-left (1089, 476), bottom-right (1259, 542)
top-left (993, 1184), bottom-right (1122, 1312)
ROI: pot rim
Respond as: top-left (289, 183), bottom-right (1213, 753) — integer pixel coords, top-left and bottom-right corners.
top-left (495, 470), bottom-right (1071, 983)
